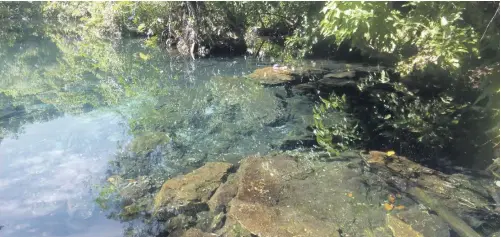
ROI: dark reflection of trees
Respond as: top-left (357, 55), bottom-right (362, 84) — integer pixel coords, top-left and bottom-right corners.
top-left (0, 93), bottom-right (62, 142)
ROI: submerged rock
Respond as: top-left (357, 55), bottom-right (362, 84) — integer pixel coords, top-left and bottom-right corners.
top-left (247, 66), bottom-right (328, 85)
top-left (394, 206), bottom-right (450, 237)
top-left (215, 218), bottom-right (253, 237)
top-left (207, 173), bottom-right (238, 212)
top-left (248, 67), bottom-right (296, 85)
top-left (362, 151), bottom-right (497, 237)
top-left (387, 214), bottom-right (424, 237)
top-left (153, 162), bottom-right (233, 220)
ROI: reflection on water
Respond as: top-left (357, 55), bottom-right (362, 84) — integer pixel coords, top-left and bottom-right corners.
top-left (0, 111), bottom-right (126, 236)
top-left (0, 35), bottom-right (315, 236)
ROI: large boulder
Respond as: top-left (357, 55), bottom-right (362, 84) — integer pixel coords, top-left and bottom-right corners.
top-left (153, 162), bottom-right (234, 220)
top-left (225, 155), bottom-right (341, 237)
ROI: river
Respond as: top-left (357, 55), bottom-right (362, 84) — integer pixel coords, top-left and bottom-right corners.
top-left (0, 37), bottom-right (319, 236)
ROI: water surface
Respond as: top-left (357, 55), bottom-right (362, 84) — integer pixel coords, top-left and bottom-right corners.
top-left (0, 37), bottom-right (319, 236)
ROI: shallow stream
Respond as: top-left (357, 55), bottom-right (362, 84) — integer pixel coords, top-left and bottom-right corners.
top-left (0, 37), bottom-right (498, 237)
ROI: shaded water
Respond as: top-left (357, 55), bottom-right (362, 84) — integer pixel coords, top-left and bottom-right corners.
top-left (0, 37), bottom-right (320, 236)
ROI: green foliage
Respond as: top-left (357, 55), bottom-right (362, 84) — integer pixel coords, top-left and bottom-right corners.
top-left (0, 2), bottom-right (43, 49)
top-left (321, 2), bottom-right (400, 54)
top-left (361, 72), bottom-right (465, 149)
top-left (95, 183), bottom-right (117, 210)
top-left (313, 94), bottom-right (360, 155)
top-left (321, 2), bottom-right (480, 74)
top-left (320, 2), bottom-right (499, 166)
top-left (242, 2), bottom-right (325, 59)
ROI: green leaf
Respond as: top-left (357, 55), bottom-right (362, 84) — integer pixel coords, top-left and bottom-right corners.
top-left (138, 23), bottom-right (146, 32)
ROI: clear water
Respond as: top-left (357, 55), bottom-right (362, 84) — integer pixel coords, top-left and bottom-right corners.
top-left (0, 37), bottom-right (320, 236)
top-left (0, 32), bottom-right (498, 237)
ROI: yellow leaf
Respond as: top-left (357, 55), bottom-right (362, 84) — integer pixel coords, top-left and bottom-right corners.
top-left (386, 150), bottom-right (395, 156)
top-left (139, 52), bottom-right (150, 61)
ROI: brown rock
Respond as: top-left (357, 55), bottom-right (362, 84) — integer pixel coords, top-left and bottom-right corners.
top-left (367, 150), bottom-right (388, 165)
top-left (194, 211), bottom-right (226, 233)
top-left (229, 199), bottom-right (340, 237)
top-left (208, 173), bottom-right (238, 212)
top-left (248, 67), bottom-right (295, 85)
top-left (167, 214), bottom-right (196, 234)
top-left (153, 162), bottom-right (233, 219)
top-left (235, 156), bottom-right (299, 205)
top-left (216, 218), bottom-right (253, 237)
top-left (248, 66), bottom-right (328, 85)
top-left (226, 155), bottom-right (340, 237)
top-left (394, 207), bottom-right (450, 237)
top-left (387, 214), bottom-right (424, 237)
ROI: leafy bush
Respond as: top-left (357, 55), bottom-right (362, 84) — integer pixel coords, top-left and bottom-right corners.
top-left (313, 69), bottom-right (498, 166)
top-left (321, 2), bottom-right (479, 74)
top-left (313, 94), bottom-right (360, 155)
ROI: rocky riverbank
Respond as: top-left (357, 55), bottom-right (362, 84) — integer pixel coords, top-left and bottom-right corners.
top-left (103, 151), bottom-right (499, 237)
top-left (95, 63), bottom-right (499, 237)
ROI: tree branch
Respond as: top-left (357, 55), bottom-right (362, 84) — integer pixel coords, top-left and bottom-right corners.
top-left (480, 4), bottom-right (499, 42)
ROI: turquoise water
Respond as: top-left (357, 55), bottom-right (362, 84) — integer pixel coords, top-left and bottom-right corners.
top-left (0, 38), bottom-right (320, 236)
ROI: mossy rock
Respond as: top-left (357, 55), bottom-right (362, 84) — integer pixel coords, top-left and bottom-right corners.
top-left (153, 162), bottom-right (233, 220)
top-left (130, 131), bottom-right (170, 155)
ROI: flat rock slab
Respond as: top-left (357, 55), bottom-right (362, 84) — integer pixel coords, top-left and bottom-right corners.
top-left (248, 67), bottom-right (328, 85)
top-left (148, 152), bottom-right (465, 237)
top-left (229, 199), bottom-right (340, 237)
top-left (387, 214), bottom-right (424, 237)
top-left (323, 71), bottom-right (357, 79)
top-left (153, 162), bottom-right (233, 219)
top-left (227, 155), bottom-right (340, 237)
top-left (248, 67), bottom-right (295, 85)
